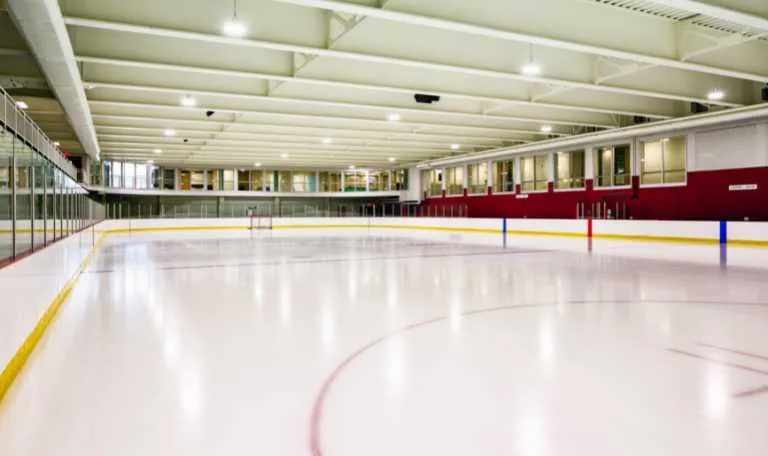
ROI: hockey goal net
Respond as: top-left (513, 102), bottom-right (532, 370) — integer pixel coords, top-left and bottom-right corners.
top-left (248, 208), bottom-right (273, 230)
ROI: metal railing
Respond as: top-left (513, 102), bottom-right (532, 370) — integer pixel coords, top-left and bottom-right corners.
top-left (0, 87), bottom-right (77, 179)
top-left (104, 201), bottom-right (470, 219)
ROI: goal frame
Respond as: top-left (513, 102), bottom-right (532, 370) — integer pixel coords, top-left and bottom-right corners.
top-left (247, 209), bottom-right (273, 230)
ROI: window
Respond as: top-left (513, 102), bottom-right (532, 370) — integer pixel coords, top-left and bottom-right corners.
top-left (594, 145), bottom-right (632, 187)
top-left (445, 166), bottom-right (464, 195)
top-left (238, 170), bottom-right (250, 191)
top-left (467, 163), bottom-right (487, 194)
top-left (369, 171), bottom-right (390, 191)
top-left (319, 171), bottom-right (341, 192)
top-left (191, 170), bottom-right (205, 190)
top-left (123, 163), bottom-right (136, 189)
top-left (522, 155), bottom-right (547, 192)
top-left (393, 169), bottom-right (408, 190)
top-left (292, 172), bottom-right (313, 192)
top-left (222, 170), bottom-right (235, 191)
top-left (344, 170), bottom-right (366, 192)
top-left (110, 161), bottom-right (122, 188)
top-left (493, 160), bottom-right (515, 193)
top-left (136, 164), bottom-right (148, 189)
top-left (555, 150), bottom-right (585, 189)
top-left (422, 169), bottom-right (442, 197)
top-left (641, 137), bottom-right (686, 185)
top-left (163, 169), bottom-right (175, 190)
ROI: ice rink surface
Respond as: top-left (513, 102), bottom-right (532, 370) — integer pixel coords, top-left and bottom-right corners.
top-left (1, 230), bottom-right (767, 455)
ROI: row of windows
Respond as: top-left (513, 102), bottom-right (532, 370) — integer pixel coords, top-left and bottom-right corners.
top-left (101, 162), bottom-right (409, 193)
top-left (423, 138), bottom-right (686, 194)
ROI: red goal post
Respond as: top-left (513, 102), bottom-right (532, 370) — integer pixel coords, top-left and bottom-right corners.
top-left (247, 208), bottom-right (273, 230)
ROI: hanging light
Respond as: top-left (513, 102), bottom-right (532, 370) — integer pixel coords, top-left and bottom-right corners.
top-left (707, 89), bottom-right (725, 101)
top-left (181, 95), bottom-right (197, 107)
top-left (222, 0), bottom-right (248, 37)
top-left (540, 125), bottom-right (553, 133)
top-left (522, 63), bottom-right (541, 76)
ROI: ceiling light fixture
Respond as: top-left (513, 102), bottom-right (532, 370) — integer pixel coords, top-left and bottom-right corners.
top-left (322, 137), bottom-right (333, 145)
top-left (164, 128), bottom-right (176, 137)
top-left (707, 89), bottom-right (725, 101)
top-left (281, 153), bottom-right (288, 159)
top-left (181, 95), bottom-right (197, 107)
top-left (540, 125), bottom-right (553, 133)
top-left (147, 160), bottom-right (155, 165)
top-left (222, 0), bottom-right (248, 37)
top-left (253, 162), bottom-right (261, 167)
top-left (349, 165), bottom-right (356, 170)
top-left (522, 63), bottom-right (541, 76)
top-left (450, 144), bottom-right (461, 151)
top-left (16, 101), bottom-right (28, 109)
top-left (153, 149), bottom-right (162, 154)
top-left (388, 157), bottom-right (396, 162)
top-left (387, 113), bottom-right (401, 122)
top-left (53, 141), bottom-right (60, 147)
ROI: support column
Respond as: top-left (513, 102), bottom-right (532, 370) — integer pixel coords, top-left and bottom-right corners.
top-left (486, 160), bottom-right (493, 195)
top-left (547, 152), bottom-right (555, 193)
top-left (365, 169), bottom-right (370, 192)
top-left (585, 147), bottom-right (594, 193)
top-left (463, 164), bottom-right (469, 197)
top-left (514, 157), bottom-right (522, 194)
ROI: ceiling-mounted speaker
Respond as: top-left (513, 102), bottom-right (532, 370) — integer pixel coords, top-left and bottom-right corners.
top-left (691, 102), bottom-right (708, 114)
top-left (633, 116), bottom-right (649, 124)
top-left (762, 85), bottom-right (768, 102)
top-left (415, 93), bottom-right (440, 104)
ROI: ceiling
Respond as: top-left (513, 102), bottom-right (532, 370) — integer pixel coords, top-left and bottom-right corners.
top-left (9, 0), bottom-right (768, 169)
top-left (0, 6), bottom-right (84, 157)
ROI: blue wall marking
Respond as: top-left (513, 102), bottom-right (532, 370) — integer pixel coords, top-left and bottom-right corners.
top-left (719, 220), bottom-right (727, 245)
top-left (502, 218), bottom-right (507, 248)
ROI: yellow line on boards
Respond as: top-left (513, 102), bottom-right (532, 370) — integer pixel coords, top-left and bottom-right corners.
top-left (728, 239), bottom-right (768, 247)
top-left (592, 233), bottom-right (719, 245)
top-left (506, 229), bottom-right (586, 238)
top-left (0, 234), bottom-right (107, 406)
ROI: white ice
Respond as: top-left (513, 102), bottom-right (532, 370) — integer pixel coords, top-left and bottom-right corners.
top-left (0, 229), bottom-right (767, 456)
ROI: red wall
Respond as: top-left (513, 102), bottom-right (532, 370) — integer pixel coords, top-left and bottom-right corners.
top-left (424, 167), bottom-right (768, 221)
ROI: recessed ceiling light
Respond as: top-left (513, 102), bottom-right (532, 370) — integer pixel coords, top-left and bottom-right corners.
top-left (153, 149), bottom-right (162, 154)
top-left (53, 141), bottom-right (60, 147)
top-left (16, 101), bottom-right (28, 109)
top-left (322, 137), bottom-right (333, 145)
top-left (222, 19), bottom-right (247, 37)
top-left (707, 89), bottom-right (725, 101)
top-left (450, 144), bottom-right (461, 150)
top-left (164, 128), bottom-right (176, 137)
top-left (387, 113), bottom-right (401, 122)
top-left (281, 153), bottom-right (288, 159)
top-left (349, 165), bottom-right (356, 170)
top-left (181, 95), bottom-right (196, 107)
top-left (253, 162), bottom-right (261, 167)
top-left (522, 63), bottom-right (541, 76)
top-left (388, 157), bottom-right (396, 162)
top-left (540, 125), bottom-right (553, 133)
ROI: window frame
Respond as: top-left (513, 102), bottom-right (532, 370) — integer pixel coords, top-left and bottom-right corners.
top-left (639, 137), bottom-right (688, 188)
top-left (521, 155), bottom-right (548, 193)
top-left (554, 150), bottom-right (586, 191)
top-left (593, 143), bottom-right (633, 189)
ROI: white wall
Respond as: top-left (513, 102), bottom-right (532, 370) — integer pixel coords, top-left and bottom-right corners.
top-left (693, 123), bottom-right (768, 171)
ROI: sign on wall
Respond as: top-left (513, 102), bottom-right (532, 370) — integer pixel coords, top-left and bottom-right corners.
top-left (729, 184), bottom-right (758, 192)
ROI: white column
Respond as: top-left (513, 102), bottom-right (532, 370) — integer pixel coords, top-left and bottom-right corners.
top-left (174, 168), bottom-right (180, 190)
top-left (463, 164), bottom-right (469, 191)
top-left (514, 157), bottom-right (522, 189)
top-left (632, 138), bottom-right (641, 177)
top-left (585, 148), bottom-right (594, 180)
top-left (316, 170), bottom-right (320, 192)
top-left (486, 160), bottom-right (493, 191)
top-left (547, 152), bottom-right (555, 186)
top-left (340, 170), bottom-right (345, 192)
top-left (756, 123), bottom-right (768, 167)
top-left (406, 167), bottom-right (422, 201)
top-left (365, 169), bottom-right (370, 192)
top-left (388, 170), bottom-right (393, 191)
top-left (686, 134), bottom-right (697, 172)
top-left (203, 169), bottom-right (208, 191)
top-left (440, 168), bottom-right (446, 191)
